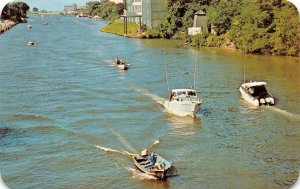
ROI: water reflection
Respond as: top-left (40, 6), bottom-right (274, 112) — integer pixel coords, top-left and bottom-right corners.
top-left (164, 114), bottom-right (201, 136)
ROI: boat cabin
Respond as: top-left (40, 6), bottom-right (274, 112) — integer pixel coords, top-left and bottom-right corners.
top-left (243, 82), bottom-right (271, 98)
top-left (169, 89), bottom-right (198, 101)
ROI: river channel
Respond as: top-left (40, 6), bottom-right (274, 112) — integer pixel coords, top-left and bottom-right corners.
top-left (0, 15), bottom-right (300, 189)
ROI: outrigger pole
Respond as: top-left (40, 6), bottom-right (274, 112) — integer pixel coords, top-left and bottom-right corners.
top-left (193, 48), bottom-right (198, 90)
top-left (163, 48), bottom-right (170, 94)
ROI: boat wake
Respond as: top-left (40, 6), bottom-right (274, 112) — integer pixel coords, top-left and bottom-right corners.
top-left (265, 106), bottom-right (300, 120)
top-left (134, 88), bottom-right (165, 105)
top-left (110, 129), bottom-right (138, 152)
top-left (94, 145), bottom-right (137, 156)
top-left (126, 167), bottom-right (158, 180)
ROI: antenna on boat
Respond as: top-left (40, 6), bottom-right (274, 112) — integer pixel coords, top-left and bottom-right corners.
top-left (193, 48), bottom-right (198, 90)
top-left (163, 48), bottom-right (170, 94)
top-left (242, 42), bottom-right (246, 84)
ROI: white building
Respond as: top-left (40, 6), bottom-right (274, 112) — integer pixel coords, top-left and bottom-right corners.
top-left (109, 0), bottom-right (123, 3)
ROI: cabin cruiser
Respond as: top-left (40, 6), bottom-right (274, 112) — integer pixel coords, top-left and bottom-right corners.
top-left (133, 149), bottom-right (172, 180)
top-left (239, 81), bottom-right (275, 106)
top-left (164, 89), bottom-right (202, 117)
top-left (114, 58), bottom-right (129, 70)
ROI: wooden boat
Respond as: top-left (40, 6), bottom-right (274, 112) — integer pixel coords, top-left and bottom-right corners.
top-left (133, 151), bottom-right (172, 180)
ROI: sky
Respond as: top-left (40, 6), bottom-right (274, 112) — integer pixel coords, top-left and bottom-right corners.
top-left (22, 0), bottom-right (91, 11)
top-left (0, 0), bottom-right (299, 15)
top-left (0, 0), bottom-right (96, 12)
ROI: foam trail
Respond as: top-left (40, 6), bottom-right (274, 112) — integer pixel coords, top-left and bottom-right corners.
top-left (266, 106), bottom-right (300, 120)
top-left (104, 59), bottom-right (113, 64)
top-left (111, 129), bottom-right (138, 152)
top-left (126, 167), bottom-right (158, 180)
top-left (149, 139), bottom-right (160, 149)
top-left (134, 88), bottom-right (165, 105)
top-left (94, 145), bottom-right (137, 156)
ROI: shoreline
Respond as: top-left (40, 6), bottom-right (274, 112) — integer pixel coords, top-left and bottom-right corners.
top-left (0, 20), bottom-right (17, 35)
top-left (99, 21), bottom-right (300, 58)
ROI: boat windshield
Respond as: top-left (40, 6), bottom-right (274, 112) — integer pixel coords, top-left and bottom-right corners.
top-left (187, 91), bottom-right (196, 96)
top-left (177, 91), bottom-right (187, 97)
top-left (251, 85), bottom-right (269, 98)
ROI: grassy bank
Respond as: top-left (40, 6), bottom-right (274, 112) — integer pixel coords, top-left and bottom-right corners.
top-left (100, 20), bottom-right (143, 37)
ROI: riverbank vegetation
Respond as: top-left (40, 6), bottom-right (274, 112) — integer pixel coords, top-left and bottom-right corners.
top-left (0, 2), bottom-right (29, 34)
top-left (81, 0), bottom-right (123, 20)
top-left (1, 2), bottom-right (29, 23)
top-left (156, 0), bottom-right (299, 56)
top-left (101, 20), bottom-right (139, 36)
top-left (85, 0), bottom-right (299, 56)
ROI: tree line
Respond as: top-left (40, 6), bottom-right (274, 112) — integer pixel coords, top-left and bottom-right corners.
top-left (82, 0), bottom-right (123, 20)
top-left (79, 0), bottom-right (300, 56)
top-left (1, 2), bottom-right (30, 23)
top-left (158, 0), bottom-right (299, 56)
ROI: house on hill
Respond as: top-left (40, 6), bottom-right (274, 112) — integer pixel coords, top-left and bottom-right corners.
top-left (188, 10), bottom-right (208, 36)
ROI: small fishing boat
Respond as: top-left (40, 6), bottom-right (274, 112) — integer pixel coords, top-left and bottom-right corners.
top-left (114, 58), bottom-right (129, 70)
top-left (133, 149), bottom-right (172, 180)
top-left (27, 24), bottom-right (32, 28)
top-left (27, 41), bottom-right (36, 46)
top-left (239, 81), bottom-right (275, 106)
top-left (164, 89), bottom-right (202, 117)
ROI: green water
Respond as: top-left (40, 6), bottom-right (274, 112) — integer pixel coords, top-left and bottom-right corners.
top-left (0, 15), bottom-right (300, 189)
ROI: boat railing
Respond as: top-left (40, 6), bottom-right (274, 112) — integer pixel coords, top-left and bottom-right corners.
top-left (175, 96), bottom-right (201, 102)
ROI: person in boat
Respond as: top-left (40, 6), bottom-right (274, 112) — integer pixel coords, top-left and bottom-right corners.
top-left (144, 152), bottom-right (156, 168)
top-left (115, 57), bottom-right (121, 65)
top-left (140, 148), bottom-right (148, 159)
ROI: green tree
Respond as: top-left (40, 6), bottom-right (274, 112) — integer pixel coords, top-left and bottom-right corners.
top-left (32, 7), bottom-right (39, 12)
top-left (1, 2), bottom-right (29, 22)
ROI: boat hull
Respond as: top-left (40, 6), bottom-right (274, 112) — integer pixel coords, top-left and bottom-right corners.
top-left (239, 86), bottom-right (275, 106)
top-left (132, 155), bottom-right (171, 180)
top-left (163, 100), bottom-right (201, 117)
top-left (239, 86), bottom-right (260, 106)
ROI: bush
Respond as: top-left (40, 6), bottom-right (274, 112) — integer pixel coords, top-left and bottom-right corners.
top-left (205, 35), bottom-right (224, 47)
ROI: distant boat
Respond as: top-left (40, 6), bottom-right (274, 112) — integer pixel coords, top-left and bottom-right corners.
top-left (42, 22), bottom-right (48, 25)
top-left (114, 58), bottom-right (129, 70)
top-left (239, 81), bottom-right (275, 106)
top-left (132, 149), bottom-right (172, 180)
top-left (27, 24), bottom-right (32, 28)
top-left (27, 40), bottom-right (36, 46)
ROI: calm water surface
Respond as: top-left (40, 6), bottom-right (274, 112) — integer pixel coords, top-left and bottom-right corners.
top-left (0, 15), bottom-right (300, 189)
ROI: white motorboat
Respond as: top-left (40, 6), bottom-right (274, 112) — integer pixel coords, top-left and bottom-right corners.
top-left (164, 89), bottom-right (202, 117)
top-left (27, 24), bottom-right (32, 28)
top-left (239, 81), bottom-right (275, 106)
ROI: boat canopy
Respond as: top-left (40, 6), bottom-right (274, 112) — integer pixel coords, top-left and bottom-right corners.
top-left (242, 81), bottom-right (267, 88)
top-left (171, 89), bottom-right (197, 97)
